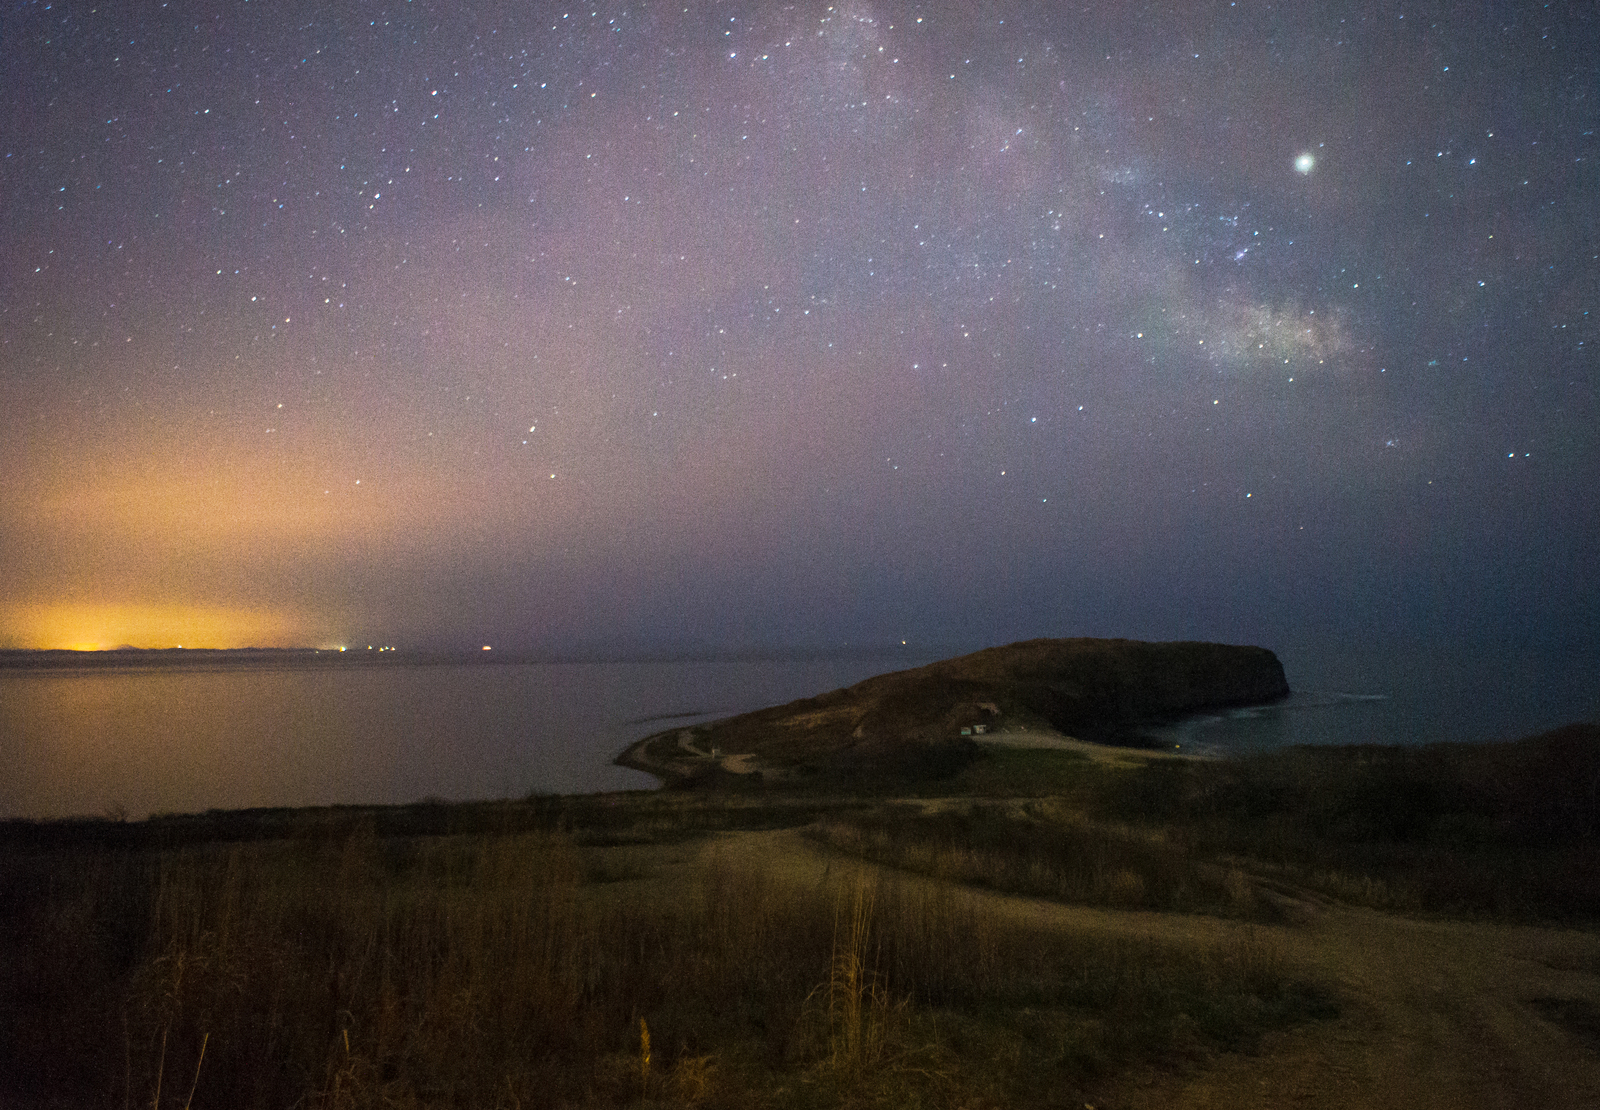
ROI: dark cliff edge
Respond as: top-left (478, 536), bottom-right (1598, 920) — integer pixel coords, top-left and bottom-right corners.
top-left (617, 637), bottom-right (1290, 787)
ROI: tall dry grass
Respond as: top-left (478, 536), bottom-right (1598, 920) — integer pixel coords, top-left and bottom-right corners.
top-left (806, 872), bottom-right (896, 1076)
top-left (0, 822), bottom-right (1328, 1109)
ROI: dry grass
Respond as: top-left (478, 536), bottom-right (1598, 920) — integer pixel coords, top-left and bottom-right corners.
top-left (807, 872), bottom-right (896, 1075)
top-left (809, 800), bottom-right (1270, 919)
top-left (0, 818), bottom-right (1331, 1109)
top-left (887, 726), bottom-right (1600, 922)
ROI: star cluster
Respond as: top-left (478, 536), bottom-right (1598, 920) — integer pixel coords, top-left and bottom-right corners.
top-left (1, 1), bottom-right (1595, 653)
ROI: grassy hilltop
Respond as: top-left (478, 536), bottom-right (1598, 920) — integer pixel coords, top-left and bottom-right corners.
top-left (619, 637), bottom-right (1289, 785)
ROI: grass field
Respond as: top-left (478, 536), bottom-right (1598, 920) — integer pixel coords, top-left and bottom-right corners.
top-left (1, 723), bottom-right (1596, 1108)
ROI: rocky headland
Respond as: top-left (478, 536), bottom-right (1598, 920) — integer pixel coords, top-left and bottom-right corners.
top-left (617, 637), bottom-right (1289, 786)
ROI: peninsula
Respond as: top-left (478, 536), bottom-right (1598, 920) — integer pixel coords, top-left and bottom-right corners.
top-left (617, 637), bottom-right (1289, 785)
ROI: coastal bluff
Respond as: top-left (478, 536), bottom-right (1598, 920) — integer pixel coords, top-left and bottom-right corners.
top-left (617, 638), bottom-right (1289, 785)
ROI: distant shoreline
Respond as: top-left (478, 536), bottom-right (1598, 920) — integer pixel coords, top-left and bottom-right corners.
top-left (0, 645), bottom-right (942, 670)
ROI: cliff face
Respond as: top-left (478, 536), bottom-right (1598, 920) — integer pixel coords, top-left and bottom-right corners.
top-left (618, 638), bottom-right (1289, 783)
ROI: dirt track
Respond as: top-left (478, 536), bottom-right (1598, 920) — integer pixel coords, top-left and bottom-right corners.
top-left (707, 827), bottom-right (1600, 1109)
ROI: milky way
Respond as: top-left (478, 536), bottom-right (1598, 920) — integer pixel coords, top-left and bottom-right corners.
top-left (2, 1), bottom-right (1595, 654)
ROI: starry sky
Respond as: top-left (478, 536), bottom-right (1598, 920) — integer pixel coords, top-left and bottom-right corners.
top-left (2, 0), bottom-right (1596, 656)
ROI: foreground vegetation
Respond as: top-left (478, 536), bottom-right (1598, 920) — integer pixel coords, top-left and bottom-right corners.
top-left (2, 722), bottom-right (1595, 1108)
top-left (938, 722), bottom-right (1600, 921)
top-left (0, 823), bottom-right (1325, 1109)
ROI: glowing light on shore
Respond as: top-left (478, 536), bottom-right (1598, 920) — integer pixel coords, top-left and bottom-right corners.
top-left (1, 601), bottom-right (317, 650)
top-left (1295, 152), bottom-right (1315, 174)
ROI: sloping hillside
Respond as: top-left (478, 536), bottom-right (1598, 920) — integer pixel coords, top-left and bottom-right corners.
top-left (619, 638), bottom-right (1288, 784)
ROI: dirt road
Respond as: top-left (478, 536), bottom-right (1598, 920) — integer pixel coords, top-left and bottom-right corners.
top-left (1109, 903), bottom-right (1600, 1109)
top-left (706, 827), bottom-right (1600, 1109)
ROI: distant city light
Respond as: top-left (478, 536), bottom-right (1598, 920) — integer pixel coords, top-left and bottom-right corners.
top-left (1295, 152), bottom-right (1315, 174)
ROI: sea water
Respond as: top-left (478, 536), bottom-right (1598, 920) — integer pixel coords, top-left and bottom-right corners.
top-left (0, 654), bottom-right (938, 820)
top-left (2, 647), bottom-right (1595, 819)
top-left (1152, 645), bottom-right (1600, 756)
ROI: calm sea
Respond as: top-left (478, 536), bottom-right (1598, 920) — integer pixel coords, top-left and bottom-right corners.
top-left (0, 654), bottom-right (938, 820)
top-left (2, 647), bottom-right (1595, 820)
top-left (1152, 645), bottom-right (1600, 756)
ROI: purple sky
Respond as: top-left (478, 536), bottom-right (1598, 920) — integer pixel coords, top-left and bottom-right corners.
top-left (2, 0), bottom-right (1595, 655)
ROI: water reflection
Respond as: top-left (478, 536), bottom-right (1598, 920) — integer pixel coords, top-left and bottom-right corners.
top-left (0, 655), bottom-right (937, 820)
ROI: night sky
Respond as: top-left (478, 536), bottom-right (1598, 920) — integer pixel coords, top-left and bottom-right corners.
top-left (2, 1), bottom-right (1596, 656)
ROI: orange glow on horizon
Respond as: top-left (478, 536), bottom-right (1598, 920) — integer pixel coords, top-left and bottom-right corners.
top-left (2, 601), bottom-right (321, 651)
